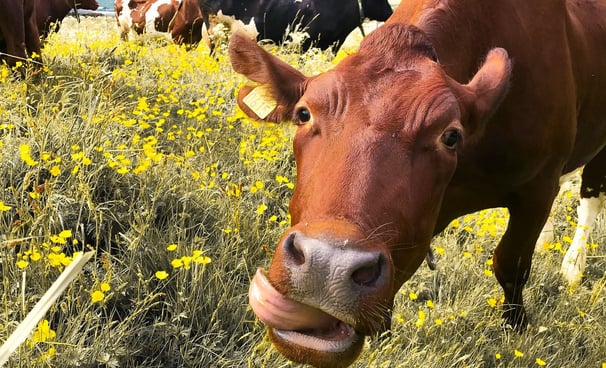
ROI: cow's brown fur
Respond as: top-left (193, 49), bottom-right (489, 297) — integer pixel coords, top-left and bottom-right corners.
top-left (0, 0), bottom-right (41, 68)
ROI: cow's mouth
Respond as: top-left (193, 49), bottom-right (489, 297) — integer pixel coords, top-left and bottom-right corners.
top-left (249, 268), bottom-right (362, 354)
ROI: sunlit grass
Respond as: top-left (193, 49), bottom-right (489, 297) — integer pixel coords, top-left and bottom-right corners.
top-left (0, 16), bottom-right (604, 368)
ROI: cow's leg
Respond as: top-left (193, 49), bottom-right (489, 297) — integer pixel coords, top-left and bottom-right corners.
top-left (0, 4), bottom-right (27, 67)
top-left (493, 178), bottom-right (559, 331)
top-left (23, 0), bottom-right (42, 61)
top-left (561, 155), bottom-right (606, 284)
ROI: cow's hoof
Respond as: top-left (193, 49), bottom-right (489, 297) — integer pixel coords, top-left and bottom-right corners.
top-left (501, 306), bottom-right (528, 332)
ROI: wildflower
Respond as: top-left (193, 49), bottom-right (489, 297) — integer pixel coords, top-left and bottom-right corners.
top-left (514, 349), bottom-right (524, 358)
top-left (31, 320), bottom-right (56, 344)
top-left (426, 300), bottom-right (434, 308)
top-left (0, 201), bottom-right (11, 211)
top-left (167, 244), bottom-right (178, 251)
top-left (256, 203), bottom-right (268, 215)
top-left (415, 310), bottom-right (426, 328)
top-left (409, 292), bottom-right (418, 301)
top-left (171, 258), bottom-right (184, 269)
top-left (396, 314), bottom-right (404, 323)
top-left (434, 318), bottom-right (443, 326)
top-left (19, 144), bottom-right (38, 166)
top-left (155, 270), bottom-right (169, 280)
top-left (484, 269), bottom-right (493, 277)
top-left (487, 298), bottom-right (498, 308)
top-left (100, 283), bottom-right (111, 292)
top-left (192, 250), bottom-right (211, 264)
top-left (49, 166), bottom-right (61, 176)
top-left (91, 290), bottom-right (105, 303)
top-left (16, 259), bottom-right (29, 269)
top-left (59, 229), bottom-right (72, 239)
top-left (495, 353), bottom-right (502, 360)
top-left (536, 358), bottom-right (547, 366)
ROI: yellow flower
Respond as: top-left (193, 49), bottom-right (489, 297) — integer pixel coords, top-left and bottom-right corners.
top-left (192, 250), bottom-right (211, 265)
top-left (415, 310), bottom-right (426, 328)
top-left (0, 201), bottom-right (11, 211)
top-left (19, 144), bottom-right (38, 166)
top-left (426, 300), bottom-right (434, 308)
top-left (49, 165), bottom-right (61, 176)
top-left (495, 353), bottom-right (501, 360)
top-left (256, 204), bottom-right (267, 215)
top-left (31, 320), bottom-right (56, 343)
top-left (487, 298), bottom-right (498, 308)
top-left (514, 349), bottom-right (524, 358)
top-left (409, 292), bottom-right (418, 301)
top-left (536, 358), bottom-right (547, 366)
top-left (16, 260), bottom-right (29, 269)
top-left (59, 230), bottom-right (72, 239)
top-left (434, 318), bottom-right (443, 326)
top-left (484, 269), bottom-right (493, 277)
top-left (155, 270), bottom-right (169, 280)
top-left (171, 258), bottom-right (184, 269)
top-left (167, 244), bottom-right (178, 251)
top-left (100, 283), bottom-right (111, 292)
top-left (91, 290), bottom-right (105, 303)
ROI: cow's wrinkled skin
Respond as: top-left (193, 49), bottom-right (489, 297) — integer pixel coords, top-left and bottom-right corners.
top-left (230, 0), bottom-right (606, 367)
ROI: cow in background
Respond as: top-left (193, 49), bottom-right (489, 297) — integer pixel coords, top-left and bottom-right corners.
top-left (36, 0), bottom-right (99, 40)
top-left (169, 0), bottom-right (210, 45)
top-left (115, 0), bottom-right (180, 40)
top-left (0, 0), bottom-right (40, 68)
top-left (172, 0), bottom-right (393, 52)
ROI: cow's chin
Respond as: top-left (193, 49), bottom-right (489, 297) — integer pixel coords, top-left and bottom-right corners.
top-left (249, 268), bottom-right (366, 367)
top-left (269, 326), bottom-right (364, 368)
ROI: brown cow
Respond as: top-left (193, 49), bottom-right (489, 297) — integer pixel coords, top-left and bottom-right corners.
top-left (36, 0), bottom-right (99, 40)
top-left (230, 0), bottom-right (606, 367)
top-left (0, 0), bottom-right (41, 68)
top-left (169, 0), bottom-right (209, 45)
top-left (114, 0), bottom-right (180, 40)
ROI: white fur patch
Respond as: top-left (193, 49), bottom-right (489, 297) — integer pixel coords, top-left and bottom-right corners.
top-left (560, 195), bottom-right (603, 284)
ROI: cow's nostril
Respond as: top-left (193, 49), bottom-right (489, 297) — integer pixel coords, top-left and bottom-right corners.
top-left (351, 255), bottom-right (383, 286)
top-left (284, 233), bottom-right (306, 266)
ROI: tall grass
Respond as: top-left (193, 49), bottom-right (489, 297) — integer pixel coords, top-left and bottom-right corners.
top-left (0, 16), bottom-right (604, 368)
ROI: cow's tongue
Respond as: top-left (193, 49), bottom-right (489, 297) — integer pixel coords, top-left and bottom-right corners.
top-left (249, 268), bottom-right (340, 331)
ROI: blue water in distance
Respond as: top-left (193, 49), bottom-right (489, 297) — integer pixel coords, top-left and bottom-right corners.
top-left (96, 0), bottom-right (114, 11)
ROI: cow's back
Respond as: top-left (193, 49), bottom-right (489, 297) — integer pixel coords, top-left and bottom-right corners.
top-left (388, 0), bottom-right (606, 223)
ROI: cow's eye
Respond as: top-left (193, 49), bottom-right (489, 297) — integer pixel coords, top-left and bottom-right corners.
top-left (296, 107), bottom-right (311, 124)
top-left (441, 129), bottom-right (461, 149)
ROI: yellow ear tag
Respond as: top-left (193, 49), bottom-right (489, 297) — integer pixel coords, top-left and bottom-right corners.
top-left (242, 85), bottom-right (277, 119)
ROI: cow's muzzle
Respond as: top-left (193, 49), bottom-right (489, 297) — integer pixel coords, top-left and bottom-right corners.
top-left (249, 223), bottom-right (395, 367)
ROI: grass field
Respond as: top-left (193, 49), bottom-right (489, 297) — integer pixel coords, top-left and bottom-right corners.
top-left (0, 16), bottom-right (604, 368)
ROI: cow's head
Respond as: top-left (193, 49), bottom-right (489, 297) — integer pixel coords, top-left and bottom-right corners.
top-left (230, 23), bottom-right (511, 368)
top-left (170, 0), bottom-right (209, 46)
top-left (361, 0), bottom-right (393, 22)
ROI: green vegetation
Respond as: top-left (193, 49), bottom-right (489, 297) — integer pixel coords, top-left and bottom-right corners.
top-left (0, 16), bottom-right (604, 368)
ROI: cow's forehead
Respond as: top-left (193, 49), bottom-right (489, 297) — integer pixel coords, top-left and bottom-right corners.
top-left (301, 57), bottom-right (460, 132)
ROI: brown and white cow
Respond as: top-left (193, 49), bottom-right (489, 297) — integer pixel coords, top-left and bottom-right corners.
top-left (0, 0), bottom-right (40, 68)
top-left (230, 0), bottom-right (606, 367)
top-left (114, 0), bottom-right (180, 40)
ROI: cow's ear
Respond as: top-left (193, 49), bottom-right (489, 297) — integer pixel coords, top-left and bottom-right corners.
top-left (229, 32), bottom-right (307, 122)
top-left (456, 48), bottom-right (512, 140)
